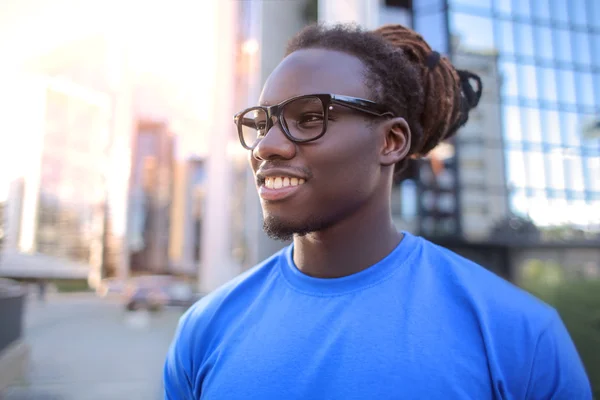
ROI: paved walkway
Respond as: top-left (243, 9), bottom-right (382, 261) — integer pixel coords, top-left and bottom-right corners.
top-left (2, 293), bottom-right (183, 400)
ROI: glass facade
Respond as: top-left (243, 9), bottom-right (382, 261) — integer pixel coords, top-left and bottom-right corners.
top-left (36, 86), bottom-right (110, 263)
top-left (413, 0), bottom-right (600, 242)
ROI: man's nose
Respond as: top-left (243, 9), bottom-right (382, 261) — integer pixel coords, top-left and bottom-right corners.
top-left (252, 118), bottom-right (296, 161)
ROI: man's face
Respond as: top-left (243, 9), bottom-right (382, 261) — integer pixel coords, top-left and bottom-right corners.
top-left (250, 48), bottom-right (387, 241)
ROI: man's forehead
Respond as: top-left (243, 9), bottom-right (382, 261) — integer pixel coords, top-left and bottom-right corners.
top-left (259, 48), bottom-right (369, 105)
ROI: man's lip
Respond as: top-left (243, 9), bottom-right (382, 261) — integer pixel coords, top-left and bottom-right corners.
top-left (258, 183), bottom-right (304, 202)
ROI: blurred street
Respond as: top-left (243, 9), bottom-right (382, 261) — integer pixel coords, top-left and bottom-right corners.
top-left (2, 293), bottom-right (183, 400)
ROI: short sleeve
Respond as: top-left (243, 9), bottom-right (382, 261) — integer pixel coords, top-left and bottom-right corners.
top-left (525, 311), bottom-right (592, 400)
top-left (164, 312), bottom-right (197, 400)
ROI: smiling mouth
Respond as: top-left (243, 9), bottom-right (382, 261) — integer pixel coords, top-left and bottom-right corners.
top-left (263, 176), bottom-right (306, 189)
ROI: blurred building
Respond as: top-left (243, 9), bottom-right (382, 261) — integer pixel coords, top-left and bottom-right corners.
top-left (128, 120), bottom-right (175, 274)
top-left (410, 0), bottom-right (600, 279)
top-left (0, 72), bottom-right (113, 280)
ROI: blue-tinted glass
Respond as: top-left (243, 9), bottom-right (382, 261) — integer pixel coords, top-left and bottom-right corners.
top-left (449, 13), bottom-right (495, 52)
top-left (594, 73), bottom-right (600, 107)
top-left (514, 23), bottom-right (534, 58)
top-left (526, 150), bottom-right (547, 189)
top-left (569, 1), bottom-right (588, 27)
top-left (540, 109), bottom-right (562, 144)
top-left (530, 0), bottom-right (550, 20)
top-left (539, 68), bottom-right (558, 105)
top-left (550, 0), bottom-right (569, 24)
top-left (585, 157), bottom-right (600, 191)
top-left (495, 0), bottom-right (512, 15)
top-left (499, 61), bottom-right (519, 97)
top-left (413, 0), bottom-right (444, 12)
top-left (512, 0), bottom-right (530, 18)
top-left (534, 26), bottom-right (554, 60)
top-left (576, 72), bottom-right (595, 107)
top-left (518, 65), bottom-right (538, 100)
top-left (497, 20), bottom-right (515, 54)
top-left (400, 180), bottom-right (418, 220)
top-left (523, 107), bottom-right (543, 143)
top-left (560, 111), bottom-right (581, 147)
top-left (506, 150), bottom-right (527, 188)
top-left (565, 153), bottom-right (586, 193)
top-left (545, 150), bottom-right (566, 190)
top-left (590, 0), bottom-right (600, 29)
top-left (415, 11), bottom-right (448, 53)
top-left (556, 69), bottom-right (576, 105)
top-left (553, 29), bottom-right (573, 63)
top-left (449, 0), bottom-right (492, 8)
top-left (509, 189), bottom-right (529, 216)
top-left (572, 32), bottom-right (591, 66)
top-left (593, 35), bottom-right (600, 66)
top-left (503, 105), bottom-right (523, 142)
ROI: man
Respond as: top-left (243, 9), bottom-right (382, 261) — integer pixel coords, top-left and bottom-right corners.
top-left (164, 23), bottom-right (591, 399)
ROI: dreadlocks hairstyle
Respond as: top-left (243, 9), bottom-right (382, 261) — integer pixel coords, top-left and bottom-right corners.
top-left (285, 23), bottom-right (482, 177)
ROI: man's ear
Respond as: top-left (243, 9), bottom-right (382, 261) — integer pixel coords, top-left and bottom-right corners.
top-left (379, 117), bottom-right (411, 166)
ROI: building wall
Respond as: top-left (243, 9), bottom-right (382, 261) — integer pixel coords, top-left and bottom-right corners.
top-left (128, 121), bottom-right (174, 274)
top-left (452, 50), bottom-right (509, 240)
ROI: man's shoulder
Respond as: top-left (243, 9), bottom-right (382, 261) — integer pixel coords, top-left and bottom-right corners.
top-left (418, 237), bottom-right (556, 324)
top-left (178, 248), bottom-right (287, 334)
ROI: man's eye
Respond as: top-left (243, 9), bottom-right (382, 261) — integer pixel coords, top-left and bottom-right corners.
top-left (256, 121), bottom-right (267, 134)
top-left (298, 114), bottom-right (324, 125)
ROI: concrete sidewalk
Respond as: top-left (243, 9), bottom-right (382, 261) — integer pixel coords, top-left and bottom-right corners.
top-left (1, 294), bottom-right (183, 400)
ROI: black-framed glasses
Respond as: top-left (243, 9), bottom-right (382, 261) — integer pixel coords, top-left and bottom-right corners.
top-left (233, 94), bottom-right (394, 150)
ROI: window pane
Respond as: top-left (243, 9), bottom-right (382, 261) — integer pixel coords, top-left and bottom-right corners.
top-left (557, 69), bottom-right (576, 104)
top-left (506, 150), bottom-right (527, 187)
top-left (586, 156), bottom-right (600, 191)
top-left (553, 29), bottom-right (573, 63)
top-left (495, 0), bottom-right (512, 15)
top-left (497, 20), bottom-right (515, 54)
top-left (540, 110), bottom-right (562, 144)
top-left (523, 107), bottom-right (543, 143)
top-left (559, 112), bottom-right (581, 147)
top-left (590, 0), bottom-right (600, 29)
top-left (500, 61), bottom-right (519, 97)
top-left (592, 35), bottom-right (600, 66)
top-left (415, 11), bottom-right (448, 54)
top-left (449, 13), bottom-right (495, 52)
top-left (509, 189), bottom-right (529, 216)
top-left (526, 150), bottom-right (547, 189)
top-left (503, 105), bottom-right (523, 142)
top-left (534, 26), bottom-right (554, 61)
top-left (531, 0), bottom-right (550, 20)
top-left (414, 0), bottom-right (444, 10)
top-left (565, 154), bottom-right (585, 193)
top-left (546, 150), bottom-right (566, 190)
top-left (576, 72), bottom-right (595, 107)
top-left (550, 0), bottom-right (569, 24)
top-left (594, 73), bottom-right (600, 108)
top-left (514, 23), bottom-right (534, 58)
top-left (538, 67), bottom-right (558, 103)
top-left (518, 65), bottom-right (538, 100)
top-left (512, 0), bottom-right (530, 18)
top-left (570, 1), bottom-right (588, 27)
top-left (449, 0), bottom-right (492, 8)
top-left (572, 32), bottom-right (591, 66)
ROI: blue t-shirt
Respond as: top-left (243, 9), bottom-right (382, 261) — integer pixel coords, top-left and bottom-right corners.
top-left (164, 232), bottom-right (591, 399)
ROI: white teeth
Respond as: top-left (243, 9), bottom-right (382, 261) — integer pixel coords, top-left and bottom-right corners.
top-left (263, 176), bottom-right (306, 189)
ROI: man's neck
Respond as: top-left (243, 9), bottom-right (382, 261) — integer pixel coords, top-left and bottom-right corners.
top-left (292, 203), bottom-right (402, 279)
